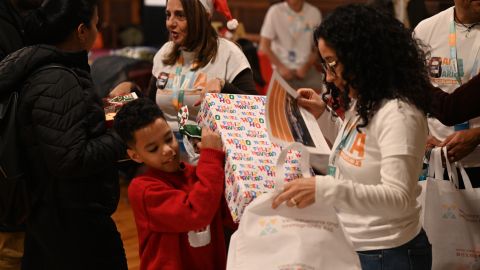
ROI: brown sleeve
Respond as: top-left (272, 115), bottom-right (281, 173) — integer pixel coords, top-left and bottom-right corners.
top-left (429, 74), bottom-right (480, 126)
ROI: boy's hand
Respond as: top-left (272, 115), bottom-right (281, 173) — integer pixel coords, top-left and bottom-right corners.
top-left (191, 138), bottom-right (201, 153)
top-left (198, 128), bottom-right (223, 150)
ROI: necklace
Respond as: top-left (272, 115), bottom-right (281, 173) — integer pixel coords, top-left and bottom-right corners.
top-left (454, 12), bottom-right (480, 38)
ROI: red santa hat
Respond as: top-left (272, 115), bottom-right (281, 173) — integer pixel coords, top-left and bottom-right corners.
top-left (199, 0), bottom-right (239, 30)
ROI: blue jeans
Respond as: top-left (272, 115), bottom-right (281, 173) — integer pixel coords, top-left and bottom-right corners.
top-left (357, 229), bottom-right (432, 270)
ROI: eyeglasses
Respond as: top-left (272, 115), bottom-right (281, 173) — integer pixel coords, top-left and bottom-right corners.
top-left (320, 60), bottom-right (338, 77)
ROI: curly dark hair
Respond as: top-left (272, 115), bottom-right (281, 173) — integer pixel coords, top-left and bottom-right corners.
top-left (314, 4), bottom-right (431, 129)
top-left (113, 98), bottom-right (166, 147)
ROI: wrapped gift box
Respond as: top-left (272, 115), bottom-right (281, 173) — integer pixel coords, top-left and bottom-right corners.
top-left (198, 93), bottom-right (304, 222)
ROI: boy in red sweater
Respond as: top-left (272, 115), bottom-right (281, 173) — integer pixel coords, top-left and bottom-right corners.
top-left (113, 98), bottom-right (232, 270)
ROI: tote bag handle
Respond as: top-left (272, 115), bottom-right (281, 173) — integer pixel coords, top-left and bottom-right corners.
top-left (274, 142), bottom-right (312, 193)
top-left (428, 147), bottom-right (473, 189)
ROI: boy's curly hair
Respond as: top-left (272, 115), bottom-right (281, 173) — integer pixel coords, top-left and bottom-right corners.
top-left (113, 98), bottom-right (165, 146)
top-left (314, 4), bottom-right (431, 129)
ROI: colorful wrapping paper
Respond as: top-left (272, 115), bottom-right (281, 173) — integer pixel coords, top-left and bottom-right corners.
top-left (198, 93), bottom-right (304, 222)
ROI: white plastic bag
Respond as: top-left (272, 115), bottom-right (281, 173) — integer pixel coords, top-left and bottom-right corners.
top-left (227, 143), bottom-right (361, 270)
top-left (422, 147), bottom-right (480, 270)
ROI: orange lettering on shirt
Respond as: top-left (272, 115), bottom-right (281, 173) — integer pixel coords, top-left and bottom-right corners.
top-left (349, 133), bottom-right (366, 158)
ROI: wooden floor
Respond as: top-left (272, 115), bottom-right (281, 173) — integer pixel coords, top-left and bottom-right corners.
top-left (112, 182), bottom-right (140, 270)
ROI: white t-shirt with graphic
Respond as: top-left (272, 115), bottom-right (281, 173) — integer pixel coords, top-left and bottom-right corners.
top-left (152, 38), bottom-right (250, 130)
top-left (260, 2), bottom-right (321, 69)
top-left (415, 6), bottom-right (480, 167)
top-left (315, 99), bottom-right (428, 251)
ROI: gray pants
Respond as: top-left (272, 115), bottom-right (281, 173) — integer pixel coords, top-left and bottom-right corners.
top-left (287, 68), bottom-right (325, 92)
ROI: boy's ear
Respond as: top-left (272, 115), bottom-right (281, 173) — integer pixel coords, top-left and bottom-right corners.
top-left (77, 23), bottom-right (87, 42)
top-left (127, 148), bottom-right (144, 164)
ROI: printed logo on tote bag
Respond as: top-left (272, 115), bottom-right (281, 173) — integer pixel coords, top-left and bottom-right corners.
top-left (441, 204), bottom-right (458, 219)
top-left (259, 218), bottom-right (279, 236)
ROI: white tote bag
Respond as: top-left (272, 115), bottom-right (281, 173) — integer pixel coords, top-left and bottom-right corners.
top-left (227, 142), bottom-right (361, 270)
top-left (423, 147), bottom-right (480, 270)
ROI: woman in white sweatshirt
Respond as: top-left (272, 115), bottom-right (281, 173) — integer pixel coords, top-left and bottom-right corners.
top-left (272, 4), bottom-right (432, 270)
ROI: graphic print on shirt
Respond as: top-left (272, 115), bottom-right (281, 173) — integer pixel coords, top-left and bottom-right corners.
top-left (158, 70), bottom-right (207, 106)
top-left (427, 57), bottom-right (465, 85)
top-left (286, 12), bottom-right (316, 37)
top-left (339, 123), bottom-right (366, 167)
top-left (427, 57), bottom-right (480, 86)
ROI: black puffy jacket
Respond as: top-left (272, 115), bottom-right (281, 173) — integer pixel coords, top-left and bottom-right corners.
top-left (0, 45), bottom-right (126, 215)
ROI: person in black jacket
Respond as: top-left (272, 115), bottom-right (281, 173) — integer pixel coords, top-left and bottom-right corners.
top-left (0, 0), bottom-right (128, 269)
top-left (0, 1), bottom-right (43, 269)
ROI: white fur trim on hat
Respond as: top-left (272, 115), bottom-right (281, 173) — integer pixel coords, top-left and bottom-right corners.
top-left (227, 19), bottom-right (238, 30)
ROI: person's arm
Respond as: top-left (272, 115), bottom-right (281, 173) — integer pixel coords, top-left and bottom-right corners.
top-left (195, 68), bottom-right (257, 106)
top-left (28, 71), bottom-right (125, 178)
top-left (221, 68), bottom-right (257, 95)
top-left (147, 75), bottom-right (157, 101)
top-left (429, 72), bottom-right (480, 126)
top-left (130, 149), bottom-right (226, 232)
top-left (311, 155), bottom-right (420, 213)
top-left (440, 127), bottom-right (480, 162)
top-left (272, 155), bottom-right (421, 211)
top-left (296, 88), bottom-right (341, 144)
top-left (296, 49), bottom-right (318, 79)
top-left (259, 37), bottom-right (295, 80)
top-left (273, 102), bottom-right (426, 214)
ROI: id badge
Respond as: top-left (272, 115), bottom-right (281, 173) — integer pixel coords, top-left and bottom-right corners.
top-left (288, 50), bottom-right (296, 63)
top-left (156, 72), bottom-right (169, 90)
top-left (327, 165), bottom-right (336, 176)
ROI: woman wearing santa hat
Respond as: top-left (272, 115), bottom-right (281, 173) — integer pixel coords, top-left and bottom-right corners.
top-left (149, 0), bottom-right (257, 161)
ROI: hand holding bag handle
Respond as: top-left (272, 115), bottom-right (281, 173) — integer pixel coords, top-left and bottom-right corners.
top-left (435, 147), bottom-right (474, 189)
top-left (274, 142), bottom-right (313, 194)
top-left (429, 147), bottom-right (461, 188)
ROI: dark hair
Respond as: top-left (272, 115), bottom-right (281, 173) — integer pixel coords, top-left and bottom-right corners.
top-left (113, 98), bottom-right (166, 146)
top-left (27, 0), bottom-right (98, 45)
top-left (366, 0), bottom-right (394, 18)
top-left (15, 0), bottom-right (44, 10)
top-left (314, 4), bottom-right (430, 129)
top-left (163, 0), bottom-right (218, 70)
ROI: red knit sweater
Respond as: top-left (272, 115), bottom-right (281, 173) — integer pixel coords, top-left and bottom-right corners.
top-left (128, 149), bottom-right (233, 270)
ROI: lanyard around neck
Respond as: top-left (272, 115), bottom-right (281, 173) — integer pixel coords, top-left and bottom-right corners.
top-left (171, 56), bottom-right (196, 110)
top-left (330, 116), bottom-right (360, 168)
top-left (449, 17), bottom-right (464, 86)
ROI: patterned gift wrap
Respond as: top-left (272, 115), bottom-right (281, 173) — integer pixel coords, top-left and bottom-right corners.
top-left (198, 93), bottom-right (304, 222)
